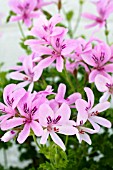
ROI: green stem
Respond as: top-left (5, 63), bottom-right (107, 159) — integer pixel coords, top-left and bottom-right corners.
top-left (65, 135), bottom-right (69, 147)
top-left (18, 21), bottom-right (25, 39)
top-left (64, 62), bottom-right (75, 92)
top-left (105, 21), bottom-right (110, 45)
top-left (73, 0), bottom-right (83, 36)
top-left (32, 134), bottom-right (41, 149)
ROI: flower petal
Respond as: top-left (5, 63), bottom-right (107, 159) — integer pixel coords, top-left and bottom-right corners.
top-left (17, 123), bottom-right (30, 143)
top-left (84, 87), bottom-right (94, 109)
top-left (30, 121), bottom-right (43, 136)
top-left (50, 132), bottom-right (66, 151)
top-left (40, 129), bottom-right (49, 144)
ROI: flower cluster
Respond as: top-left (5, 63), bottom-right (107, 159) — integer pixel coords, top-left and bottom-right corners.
top-left (0, 0), bottom-right (113, 152)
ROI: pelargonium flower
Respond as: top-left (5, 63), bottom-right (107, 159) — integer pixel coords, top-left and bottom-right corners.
top-left (9, 54), bottom-right (43, 92)
top-left (1, 92), bottom-right (43, 143)
top-left (82, 42), bottom-right (113, 83)
top-left (82, 0), bottom-right (113, 29)
top-left (49, 83), bottom-right (81, 111)
top-left (25, 14), bottom-right (65, 46)
top-left (30, 30), bottom-right (76, 72)
top-left (66, 37), bottom-right (92, 74)
top-left (38, 103), bottom-right (78, 150)
top-left (0, 84), bottom-right (25, 124)
top-left (75, 87), bottom-right (111, 131)
top-left (95, 74), bottom-right (113, 102)
top-left (9, 0), bottom-right (41, 27)
top-left (74, 122), bottom-right (97, 145)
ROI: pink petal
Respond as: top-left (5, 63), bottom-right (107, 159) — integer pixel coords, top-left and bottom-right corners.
top-left (55, 103), bottom-right (71, 124)
top-left (49, 14), bottom-right (63, 27)
top-left (82, 13), bottom-right (97, 20)
top-left (50, 132), bottom-right (66, 151)
top-left (38, 104), bottom-right (54, 127)
top-left (40, 129), bottom-right (49, 144)
top-left (89, 69), bottom-right (99, 83)
top-left (90, 101), bottom-right (110, 113)
top-left (84, 87), bottom-right (94, 108)
top-left (99, 92), bottom-right (110, 103)
top-left (9, 72), bottom-right (26, 81)
top-left (55, 83), bottom-right (66, 102)
top-left (95, 74), bottom-right (110, 92)
top-left (104, 64), bottom-right (113, 73)
top-left (28, 82), bottom-right (34, 92)
top-left (68, 93), bottom-right (82, 105)
top-left (90, 116), bottom-right (111, 128)
top-left (88, 118), bottom-right (100, 131)
top-left (58, 125), bottom-right (78, 135)
top-left (78, 132), bottom-right (91, 145)
top-left (76, 99), bottom-right (88, 125)
top-left (17, 123), bottom-right (30, 143)
top-left (56, 56), bottom-right (64, 72)
top-left (1, 118), bottom-right (24, 130)
top-left (37, 56), bottom-right (56, 69)
top-left (30, 121), bottom-right (43, 136)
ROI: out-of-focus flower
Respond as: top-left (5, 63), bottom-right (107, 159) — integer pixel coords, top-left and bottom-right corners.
top-left (82, 0), bottom-right (113, 29)
top-left (9, 54), bottom-right (43, 92)
top-left (9, 0), bottom-right (41, 27)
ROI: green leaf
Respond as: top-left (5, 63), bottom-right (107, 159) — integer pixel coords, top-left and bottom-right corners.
top-left (66, 11), bottom-right (74, 21)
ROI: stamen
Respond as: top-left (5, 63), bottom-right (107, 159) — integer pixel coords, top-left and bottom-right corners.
top-left (61, 44), bottom-right (66, 49)
top-left (31, 106), bottom-right (37, 115)
top-left (100, 52), bottom-right (105, 61)
top-left (7, 96), bottom-right (14, 106)
top-left (24, 103), bottom-right (29, 113)
top-left (92, 54), bottom-right (98, 63)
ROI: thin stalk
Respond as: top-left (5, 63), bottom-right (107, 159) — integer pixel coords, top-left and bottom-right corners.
top-left (65, 135), bottom-right (69, 147)
top-left (64, 63), bottom-right (75, 92)
top-left (32, 134), bottom-right (41, 149)
top-left (73, 1), bottom-right (83, 36)
top-left (105, 21), bottom-right (110, 45)
top-left (18, 21), bottom-right (25, 39)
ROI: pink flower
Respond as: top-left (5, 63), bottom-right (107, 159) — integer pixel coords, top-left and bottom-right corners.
top-left (95, 74), bottom-right (113, 102)
top-left (49, 83), bottom-right (81, 111)
top-left (25, 14), bottom-right (65, 46)
top-left (75, 87), bottom-right (111, 131)
top-left (0, 84), bottom-right (25, 124)
top-left (66, 38), bottom-right (92, 74)
top-left (9, 0), bottom-right (41, 27)
top-left (82, 42), bottom-right (113, 83)
top-left (1, 130), bottom-right (17, 142)
top-left (1, 92), bottom-right (43, 143)
top-left (31, 30), bottom-right (76, 72)
top-left (9, 54), bottom-right (43, 92)
top-left (82, 0), bottom-right (113, 29)
top-left (75, 124), bottom-right (97, 145)
top-left (38, 103), bottom-right (78, 150)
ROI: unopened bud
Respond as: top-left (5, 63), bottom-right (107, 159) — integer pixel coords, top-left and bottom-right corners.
top-left (1, 130), bottom-right (17, 142)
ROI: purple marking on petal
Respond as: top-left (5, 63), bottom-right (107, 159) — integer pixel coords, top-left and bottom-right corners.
top-left (7, 96), bottom-right (14, 107)
top-left (92, 54), bottom-right (98, 63)
top-left (61, 44), bottom-right (66, 49)
top-left (11, 130), bottom-right (15, 135)
top-left (79, 129), bottom-right (85, 134)
top-left (80, 120), bottom-right (83, 126)
top-left (24, 103), bottom-right (29, 113)
top-left (53, 116), bottom-right (61, 124)
top-left (100, 52), bottom-right (105, 62)
top-left (47, 116), bottom-right (52, 124)
top-left (53, 127), bottom-right (59, 132)
top-left (17, 5), bottom-right (23, 11)
top-left (56, 38), bottom-right (60, 48)
top-left (106, 83), bottom-right (111, 88)
top-left (43, 25), bottom-right (48, 31)
top-left (31, 106), bottom-right (37, 115)
top-left (25, 3), bottom-right (30, 10)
